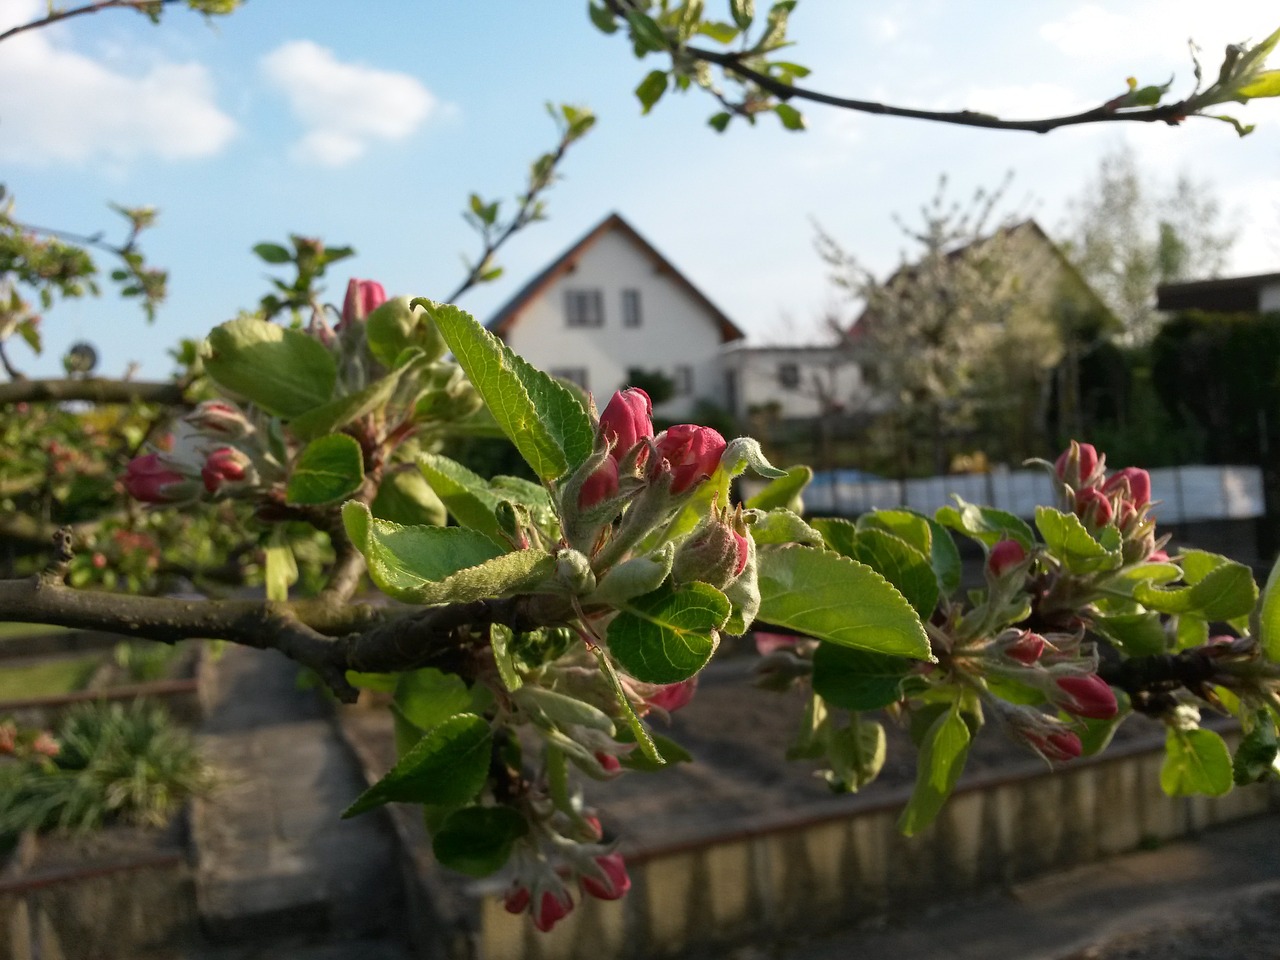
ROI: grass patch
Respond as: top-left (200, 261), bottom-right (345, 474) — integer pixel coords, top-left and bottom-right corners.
top-left (0, 656), bottom-right (100, 701)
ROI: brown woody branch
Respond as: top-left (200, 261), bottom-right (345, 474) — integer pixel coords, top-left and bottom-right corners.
top-left (687, 45), bottom-right (1192, 134)
top-left (0, 0), bottom-right (183, 44)
top-left (0, 573), bottom-right (567, 702)
top-left (0, 378), bottom-right (187, 408)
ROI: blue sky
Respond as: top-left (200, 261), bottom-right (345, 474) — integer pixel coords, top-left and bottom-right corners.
top-left (3, 1), bottom-right (1279, 379)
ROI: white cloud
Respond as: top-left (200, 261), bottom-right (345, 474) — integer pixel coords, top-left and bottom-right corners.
top-left (260, 40), bottom-right (437, 167)
top-left (1040, 4), bottom-right (1270, 64)
top-left (0, 0), bottom-right (237, 164)
top-left (961, 83), bottom-right (1086, 120)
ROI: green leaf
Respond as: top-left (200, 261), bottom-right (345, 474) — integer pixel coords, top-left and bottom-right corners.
top-left (1034, 506), bottom-right (1121, 574)
top-left (252, 242), bottom-right (292, 264)
top-left (1094, 612), bottom-right (1168, 658)
top-left (264, 532), bottom-right (297, 603)
top-left (1174, 614), bottom-right (1209, 651)
top-left (203, 317), bottom-right (337, 418)
top-left (1256, 553), bottom-right (1280, 661)
top-left (1160, 728), bottom-right (1233, 797)
top-left (1134, 561), bottom-right (1258, 620)
top-left (607, 581), bottom-right (730, 684)
top-left (490, 625), bottom-right (523, 692)
top-left (899, 703), bottom-right (971, 836)
top-left (424, 302), bottom-right (593, 482)
top-left (343, 713), bottom-right (491, 817)
top-left (286, 434), bottom-right (365, 505)
top-left (810, 516), bottom-right (858, 557)
top-left (708, 112), bottom-right (732, 132)
top-left (749, 508), bottom-right (825, 547)
top-left (395, 668), bottom-right (476, 735)
top-left (697, 20), bottom-right (738, 43)
top-left (812, 643), bottom-right (913, 710)
top-left (289, 358), bottom-right (422, 441)
top-left (756, 547), bottom-right (931, 660)
top-left (591, 645), bottom-right (662, 765)
top-left (730, 0), bottom-right (754, 30)
top-left (851, 528), bottom-right (939, 620)
top-left (625, 9), bottom-right (668, 52)
top-left (636, 70), bottom-right (668, 113)
top-left (618, 731), bottom-right (692, 771)
top-left (418, 452), bottom-right (504, 540)
top-left (857, 509), bottom-right (931, 556)
top-left (774, 103), bottom-right (806, 130)
top-left (433, 805), bottom-right (528, 877)
top-left (366, 297), bottom-right (446, 366)
top-left (936, 499), bottom-right (1034, 550)
top-left (746, 465), bottom-right (812, 512)
top-left (588, 1), bottom-right (618, 33)
top-left (1233, 713), bottom-right (1278, 785)
top-left (372, 469), bottom-right (447, 528)
top-left (518, 685), bottom-right (616, 735)
top-left (824, 718), bottom-right (887, 792)
top-left (1238, 69), bottom-right (1280, 98)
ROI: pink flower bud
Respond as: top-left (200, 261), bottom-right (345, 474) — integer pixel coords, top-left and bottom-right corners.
top-left (533, 887), bottom-right (574, 932)
top-left (186, 400), bottom-right (252, 438)
top-left (341, 278), bottom-right (387, 328)
top-left (1103, 467), bottom-right (1151, 508)
top-left (733, 527), bottom-right (749, 577)
top-left (599, 388), bottom-right (653, 461)
top-left (1074, 486), bottom-right (1113, 528)
top-left (595, 751), bottom-right (622, 773)
top-left (1054, 674), bottom-right (1118, 720)
top-left (1027, 728), bottom-right (1083, 763)
top-left (32, 732), bottom-right (60, 757)
top-left (201, 447), bottom-right (253, 494)
top-left (580, 853), bottom-right (631, 901)
top-left (122, 453), bottom-right (197, 504)
top-left (645, 677), bottom-right (698, 714)
top-left (654, 424), bottom-right (726, 494)
top-left (577, 457), bottom-right (619, 510)
top-left (1055, 441), bottom-right (1100, 488)
top-left (987, 539), bottom-right (1026, 578)
top-left (0, 723), bottom-right (15, 755)
top-left (503, 885), bottom-right (530, 915)
top-left (754, 632), bottom-right (800, 655)
top-left (1004, 630), bottom-right (1046, 665)
top-left (1148, 549), bottom-right (1170, 563)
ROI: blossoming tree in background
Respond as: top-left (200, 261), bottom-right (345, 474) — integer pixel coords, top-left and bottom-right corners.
top-left (2, 0), bottom-right (1280, 935)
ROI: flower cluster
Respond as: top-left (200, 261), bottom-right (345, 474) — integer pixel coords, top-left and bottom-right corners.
top-left (1056, 441), bottom-right (1165, 563)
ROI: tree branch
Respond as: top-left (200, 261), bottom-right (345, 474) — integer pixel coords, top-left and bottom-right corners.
top-left (689, 46), bottom-right (1191, 134)
top-left (0, 378), bottom-right (187, 407)
top-left (0, 574), bottom-right (568, 702)
top-left (0, 0), bottom-right (182, 45)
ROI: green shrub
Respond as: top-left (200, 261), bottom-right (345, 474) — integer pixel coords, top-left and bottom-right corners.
top-left (0, 700), bottom-right (216, 839)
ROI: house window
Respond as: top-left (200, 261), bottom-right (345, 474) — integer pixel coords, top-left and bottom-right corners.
top-left (622, 289), bottom-right (642, 328)
top-left (551, 367), bottom-right (589, 391)
top-left (778, 362), bottom-right (800, 390)
top-left (564, 289), bottom-right (604, 327)
top-left (672, 365), bottom-right (694, 396)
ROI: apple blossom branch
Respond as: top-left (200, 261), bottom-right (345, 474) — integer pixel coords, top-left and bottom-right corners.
top-left (0, 562), bottom-right (560, 703)
top-left (687, 45), bottom-right (1193, 134)
top-left (0, 0), bottom-right (234, 46)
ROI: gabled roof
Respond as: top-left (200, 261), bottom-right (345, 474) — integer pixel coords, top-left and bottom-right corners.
top-left (1156, 271), bottom-right (1280, 313)
top-left (485, 212), bottom-right (745, 343)
top-left (847, 219), bottom-right (1116, 342)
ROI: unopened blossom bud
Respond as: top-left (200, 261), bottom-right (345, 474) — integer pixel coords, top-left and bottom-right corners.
top-left (201, 447), bottom-right (255, 495)
top-left (595, 751), bottom-right (622, 773)
top-left (1149, 549), bottom-right (1170, 563)
top-left (1004, 630), bottom-right (1046, 665)
top-left (599, 387), bottom-right (653, 462)
top-left (1027, 728), bottom-right (1083, 763)
top-left (1103, 467), bottom-right (1151, 508)
top-left (580, 853), bottom-right (631, 901)
top-left (1074, 486), bottom-right (1113, 528)
top-left (654, 424), bottom-right (726, 494)
top-left (1055, 441), bottom-right (1100, 489)
top-left (672, 507), bottom-right (750, 589)
top-left (122, 453), bottom-right (199, 504)
top-left (987, 539), bottom-right (1026, 578)
top-left (340, 278), bottom-right (387, 328)
top-left (578, 457), bottom-right (619, 510)
top-left (32, 732), bottom-right (60, 757)
top-left (185, 400), bottom-right (252, 439)
top-left (503, 885), bottom-right (531, 915)
top-left (0, 723), bottom-right (15, 755)
top-left (534, 887), bottom-right (574, 933)
top-left (1054, 674), bottom-right (1118, 720)
top-left (646, 677), bottom-right (698, 714)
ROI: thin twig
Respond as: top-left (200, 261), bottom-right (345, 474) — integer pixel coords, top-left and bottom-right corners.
top-left (0, 0), bottom-right (181, 45)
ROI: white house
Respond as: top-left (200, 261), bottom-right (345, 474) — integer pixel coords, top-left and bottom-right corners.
top-left (720, 343), bottom-right (882, 421)
top-left (486, 213), bottom-right (745, 418)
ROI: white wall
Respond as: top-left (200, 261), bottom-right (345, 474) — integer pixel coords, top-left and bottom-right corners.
top-left (1260, 280), bottom-right (1280, 314)
top-left (721, 346), bottom-right (881, 419)
top-left (506, 230), bottom-right (727, 418)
